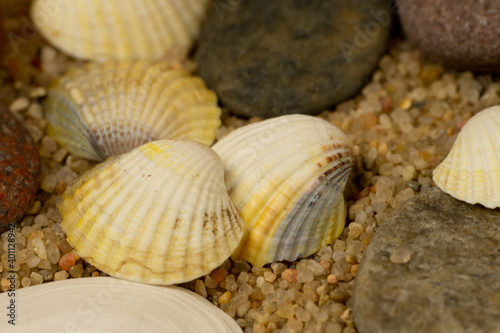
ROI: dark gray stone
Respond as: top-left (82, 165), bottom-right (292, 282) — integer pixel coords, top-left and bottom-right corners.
top-left (353, 187), bottom-right (500, 333)
top-left (397, 0), bottom-right (500, 73)
top-left (196, 0), bottom-right (393, 118)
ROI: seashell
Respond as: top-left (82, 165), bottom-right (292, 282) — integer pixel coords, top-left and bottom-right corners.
top-left (432, 105), bottom-right (500, 208)
top-left (45, 61), bottom-right (221, 162)
top-left (60, 140), bottom-right (244, 285)
top-left (212, 115), bottom-right (355, 266)
top-left (30, 0), bottom-right (211, 61)
top-left (0, 277), bottom-right (242, 332)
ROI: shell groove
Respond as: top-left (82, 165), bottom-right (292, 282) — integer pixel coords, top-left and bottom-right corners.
top-left (45, 61), bottom-right (221, 162)
top-left (212, 115), bottom-right (355, 266)
top-left (30, 0), bottom-right (211, 61)
top-left (60, 140), bottom-right (244, 285)
top-left (433, 105), bottom-right (500, 208)
top-left (0, 277), bottom-right (242, 332)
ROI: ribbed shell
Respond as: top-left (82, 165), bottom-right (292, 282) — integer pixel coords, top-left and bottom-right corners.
top-left (60, 140), bottom-right (243, 285)
top-left (212, 115), bottom-right (355, 266)
top-left (433, 105), bottom-right (500, 208)
top-left (0, 277), bottom-right (242, 332)
top-left (30, 0), bottom-right (210, 61)
top-left (46, 61), bottom-right (221, 162)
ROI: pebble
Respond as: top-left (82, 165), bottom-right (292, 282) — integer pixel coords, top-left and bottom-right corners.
top-left (281, 269), bottom-right (298, 283)
top-left (51, 271), bottom-right (67, 282)
top-left (195, 279), bottom-right (208, 298)
top-left (9, 97), bottom-right (29, 112)
top-left (30, 272), bottom-right (43, 285)
top-left (69, 264), bottom-right (83, 278)
top-left (397, 0), bottom-right (500, 72)
top-left (0, 105), bottom-right (41, 231)
top-left (58, 252), bottom-right (76, 271)
top-left (211, 268), bottom-right (228, 283)
top-left (353, 187), bottom-right (500, 332)
top-left (197, 0), bottom-right (392, 118)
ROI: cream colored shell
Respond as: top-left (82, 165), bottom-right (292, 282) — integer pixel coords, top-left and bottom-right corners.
top-left (0, 277), bottom-right (242, 332)
top-left (433, 105), bottom-right (500, 208)
top-left (30, 0), bottom-right (210, 61)
top-left (212, 115), bottom-right (355, 266)
top-left (46, 61), bottom-right (221, 162)
top-left (60, 140), bottom-right (243, 285)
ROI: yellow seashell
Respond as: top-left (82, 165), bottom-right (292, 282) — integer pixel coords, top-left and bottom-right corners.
top-left (433, 105), bottom-right (500, 208)
top-left (212, 115), bottom-right (355, 266)
top-left (60, 140), bottom-right (244, 285)
top-left (45, 61), bottom-right (221, 161)
top-left (30, 0), bottom-right (211, 61)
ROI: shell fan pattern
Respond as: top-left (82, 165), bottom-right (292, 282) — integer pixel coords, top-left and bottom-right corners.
top-left (60, 140), bottom-right (244, 285)
top-left (45, 61), bottom-right (221, 162)
top-left (433, 105), bottom-right (500, 209)
top-left (0, 277), bottom-right (242, 332)
top-left (30, 0), bottom-right (211, 61)
top-left (212, 115), bottom-right (355, 267)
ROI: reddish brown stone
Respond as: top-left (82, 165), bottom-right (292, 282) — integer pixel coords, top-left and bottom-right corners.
top-left (397, 0), bottom-right (500, 72)
top-left (0, 104), bottom-right (40, 232)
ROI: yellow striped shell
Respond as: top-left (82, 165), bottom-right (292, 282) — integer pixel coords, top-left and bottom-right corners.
top-left (212, 115), bottom-right (355, 266)
top-left (0, 277), bottom-right (242, 332)
top-left (46, 61), bottom-right (221, 162)
top-left (433, 105), bottom-right (500, 208)
top-left (60, 140), bottom-right (244, 285)
top-left (30, 0), bottom-right (211, 61)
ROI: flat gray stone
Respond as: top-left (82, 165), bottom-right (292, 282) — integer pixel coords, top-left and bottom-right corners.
top-left (196, 0), bottom-right (392, 118)
top-left (352, 187), bottom-right (500, 333)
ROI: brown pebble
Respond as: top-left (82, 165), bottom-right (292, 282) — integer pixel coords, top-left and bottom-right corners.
top-left (211, 268), bottom-right (228, 283)
top-left (380, 97), bottom-right (393, 112)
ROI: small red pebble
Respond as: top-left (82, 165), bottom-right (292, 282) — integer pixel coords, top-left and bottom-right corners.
top-left (211, 268), bottom-right (228, 283)
top-left (380, 97), bottom-right (393, 112)
top-left (0, 105), bottom-right (41, 232)
top-left (281, 268), bottom-right (298, 283)
top-left (58, 253), bottom-right (76, 271)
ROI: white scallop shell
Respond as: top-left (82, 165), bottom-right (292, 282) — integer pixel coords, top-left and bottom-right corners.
top-left (0, 277), bottom-right (242, 332)
top-left (46, 61), bottom-right (221, 162)
top-left (212, 115), bottom-right (355, 266)
top-left (61, 140), bottom-right (243, 284)
top-left (30, 0), bottom-right (211, 61)
top-left (433, 105), bottom-right (500, 208)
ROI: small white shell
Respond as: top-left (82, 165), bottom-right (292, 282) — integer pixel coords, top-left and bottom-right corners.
top-left (30, 0), bottom-right (211, 61)
top-left (61, 140), bottom-right (243, 285)
top-left (433, 105), bottom-right (500, 208)
top-left (0, 277), bottom-right (242, 332)
top-left (212, 115), bottom-right (354, 266)
top-left (46, 61), bottom-right (221, 162)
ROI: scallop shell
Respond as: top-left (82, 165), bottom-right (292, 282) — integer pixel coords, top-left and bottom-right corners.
top-left (60, 140), bottom-right (243, 285)
top-left (432, 105), bottom-right (500, 208)
top-left (46, 61), bottom-right (221, 162)
top-left (212, 115), bottom-right (355, 266)
top-left (0, 277), bottom-right (242, 332)
top-left (30, 0), bottom-right (210, 61)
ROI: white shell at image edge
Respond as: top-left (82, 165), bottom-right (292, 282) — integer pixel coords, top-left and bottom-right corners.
top-left (432, 105), bottom-right (500, 208)
top-left (0, 277), bottom-right (242, 332)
